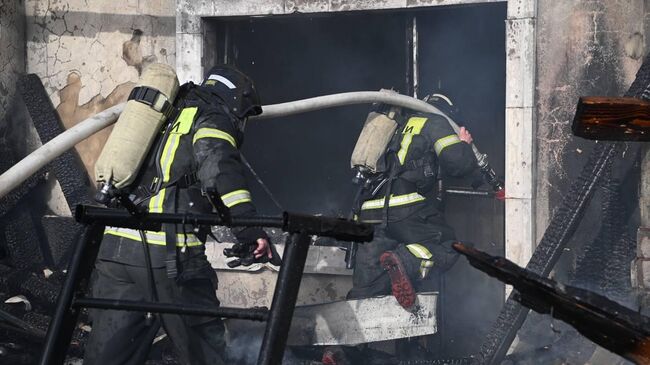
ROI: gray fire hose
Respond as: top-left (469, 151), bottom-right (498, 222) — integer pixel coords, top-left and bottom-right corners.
top-left (0, 91), bottom-right (498, 199)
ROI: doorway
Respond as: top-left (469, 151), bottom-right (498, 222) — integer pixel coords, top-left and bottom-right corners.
top-left (208, 3), bottom-right (506, 357)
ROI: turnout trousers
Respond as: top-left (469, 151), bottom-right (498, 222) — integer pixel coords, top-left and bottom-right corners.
top-left (84, 259), bottom-right (226, 365)
top-left (349, 205), bottom-right (458, 300)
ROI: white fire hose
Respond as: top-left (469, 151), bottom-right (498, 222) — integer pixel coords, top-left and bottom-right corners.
top-left (0, 91), bottom-right (489, 199)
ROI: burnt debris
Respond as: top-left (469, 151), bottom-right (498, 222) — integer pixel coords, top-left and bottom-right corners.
top-left (454, 242), bottom-right (650, 365)
top-left (0, 75), bottom-right (95, 363)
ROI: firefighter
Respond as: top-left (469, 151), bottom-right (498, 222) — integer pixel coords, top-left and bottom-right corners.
top-left (347, 93), bottom-right (476, 309)
top-left (84, 64), bottom-right (273, 365)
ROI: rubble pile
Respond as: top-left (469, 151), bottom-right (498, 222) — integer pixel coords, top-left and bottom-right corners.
top-left (0, 264), bottom-right (89, 363)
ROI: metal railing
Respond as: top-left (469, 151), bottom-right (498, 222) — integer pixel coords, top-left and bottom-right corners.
top-left (40, 206), bottom-right (373, 365)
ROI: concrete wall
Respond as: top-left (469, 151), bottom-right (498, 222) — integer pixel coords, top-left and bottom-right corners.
top-left (535, 0), bottom-right (646, 241)
top-left (634, 146), bottom-right (650, 314)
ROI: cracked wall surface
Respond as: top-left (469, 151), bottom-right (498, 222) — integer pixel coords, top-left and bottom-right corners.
top-left (535, 0), bottom-right (646, 241)
top-left (25, 0), bottom-right (176, 177)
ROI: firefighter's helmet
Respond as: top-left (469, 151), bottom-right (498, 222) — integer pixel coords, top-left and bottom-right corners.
top-left (423, 92), bottom-right (460, 119)
top-left (201, 64), bottom-right (263, 119)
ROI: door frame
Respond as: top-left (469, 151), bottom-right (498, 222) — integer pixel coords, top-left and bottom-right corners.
top-left (175, 0), bottom-right (538, 271)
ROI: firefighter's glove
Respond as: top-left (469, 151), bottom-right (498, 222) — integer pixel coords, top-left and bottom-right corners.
top-left (224, 242), bottom-right (257, 267)
top-left (224, 228), bottom-right (282, 268)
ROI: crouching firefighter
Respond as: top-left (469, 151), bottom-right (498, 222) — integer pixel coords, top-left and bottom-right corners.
top-left (85, 63), bottom-right (278, 365)
top-left (346, 93), bottom-right (478, 310)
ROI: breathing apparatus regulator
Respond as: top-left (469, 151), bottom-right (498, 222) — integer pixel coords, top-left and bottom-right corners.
top-left (94, 63), bottom-right (180, 208)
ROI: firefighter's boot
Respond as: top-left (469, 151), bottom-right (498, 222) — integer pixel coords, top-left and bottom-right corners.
top-left (380, 251), bottom-right (416, 309)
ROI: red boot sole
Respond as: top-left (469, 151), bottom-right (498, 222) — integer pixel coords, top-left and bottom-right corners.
top-left (380, 251), bottom-right (416, 309)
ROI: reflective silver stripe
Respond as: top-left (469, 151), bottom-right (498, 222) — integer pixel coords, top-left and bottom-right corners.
top-left (104, 227), bottom-right (203, 247)
top-left (208, 74), bottom-right (236, 89)
top-left (220, 189), bottom-right (252, 208)
top-left (434, 134), bottom-right (461, 155)
top-left (421, 259), bottom-right (434, 268)
top-left (360, 193), bottom-right (426, 210)
top-left (406, 244), bottom-right (433, 260)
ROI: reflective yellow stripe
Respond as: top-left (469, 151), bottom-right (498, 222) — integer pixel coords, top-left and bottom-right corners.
top-left (360, 192), bottom-right (426, 210)
top-left (406, 244), bottom-right (433, 260)
top-left (170, 107), bottom-right (197, 135)
top-left (149, 108), bottom-right (197, 213)
top-left (419, 259), bottom-right (434, 278)
top-left (104, 227), bottom-right (203, 247)
top-left (193, 128), bottom-right (237, 148)
top-left (220, 189), bottom-right (252, 208)
top-left (149, 132), bottom-right (181, 213)
top-left (397, 117), bottom-right (428, 165)
top-left (434, 134), bottom-right (461, 155)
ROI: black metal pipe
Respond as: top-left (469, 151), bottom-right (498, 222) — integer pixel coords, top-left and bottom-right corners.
top-left (73, 298), bottom-right (269, 322)
top-left (138, 230), bottom-right (159, 326)
top-left (257, 232), bottom-right (311, 365)
top-left (444, 188), bottom-right (493, 197)
top-left (76, 205), bottom-right (284, 229)
top-left (75, 205), bottom-right (374, 242)
top-left (39, 223), bottom-right (106, 365)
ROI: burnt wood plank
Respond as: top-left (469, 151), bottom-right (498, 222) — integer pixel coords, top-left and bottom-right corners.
top-left (573, 96), bottom-right (650, 141)
top-left (18, 74), bottom-right (92, 211)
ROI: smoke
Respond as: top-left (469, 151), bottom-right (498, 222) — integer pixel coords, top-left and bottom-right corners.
top-left (225, 320), bottom-right (302, 365)
top-left (225, 327), bottom-right (264, 365)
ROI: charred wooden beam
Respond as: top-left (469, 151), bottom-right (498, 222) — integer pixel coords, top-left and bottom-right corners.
top-left (18, 74), bottom-right (92, 211)
top-left (454, 242), bottom-right (650, 365)
top-left (573, 96), bottom-right (650, 141)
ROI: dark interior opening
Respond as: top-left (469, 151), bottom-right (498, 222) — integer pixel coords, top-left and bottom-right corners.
top-left (209, 3), bottom-right (506, 358)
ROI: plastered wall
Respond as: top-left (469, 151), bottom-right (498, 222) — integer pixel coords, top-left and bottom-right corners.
top-left (25, 0), bottom-right (176, 178)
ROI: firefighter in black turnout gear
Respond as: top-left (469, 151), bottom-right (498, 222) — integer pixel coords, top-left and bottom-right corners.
top-left (84, 65), bottom-right (273, 365)
top-left (348, 94), bottom-right (477, 309)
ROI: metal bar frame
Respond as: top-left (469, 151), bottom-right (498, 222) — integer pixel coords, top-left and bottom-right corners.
top-left (40, 223), bottom-right (105, 365)
top-left (40, 206), bottom-right (371, 365)
top-left (73, 298), bottom-right (269, 321)
top-left (258, 231), bottom-right (311, 365)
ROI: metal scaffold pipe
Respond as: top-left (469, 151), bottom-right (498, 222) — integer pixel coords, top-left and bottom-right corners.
top-left (0, 91), bottom-right (487, 199)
